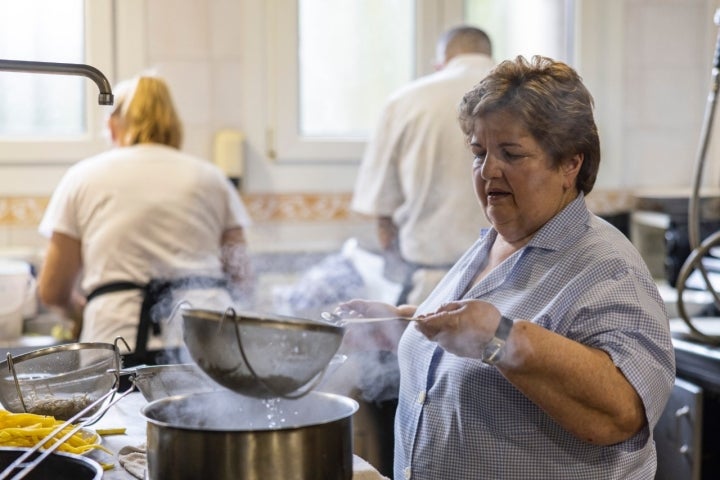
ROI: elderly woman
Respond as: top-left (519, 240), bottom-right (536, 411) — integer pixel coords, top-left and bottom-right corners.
top-left (338, 56), bottom-right (675, 479)
top-left (37, 75), bottom-right (252, 367)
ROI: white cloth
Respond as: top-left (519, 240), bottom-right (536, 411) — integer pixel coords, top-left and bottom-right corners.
top-left (38, 144), bottom-right (251, 350)
top-left (117, 443), bottom-right (146, 480)
top-left (352, 54), bottom-right (495, 266)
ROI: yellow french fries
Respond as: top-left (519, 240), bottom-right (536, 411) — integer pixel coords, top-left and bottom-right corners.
top-left (0, 410), bottom-right (112, 456)
top-left (95, 427), bottom-right (126, 436)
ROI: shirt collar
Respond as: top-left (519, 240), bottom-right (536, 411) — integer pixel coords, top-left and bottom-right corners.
top-left (526, 192), bottom-right (590, 252)
top-left (478, 193), bottom-right (590, 252)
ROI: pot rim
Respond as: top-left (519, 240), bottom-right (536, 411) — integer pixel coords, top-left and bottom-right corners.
top-left (182, 308), bottom-right (345, 334)
top-left (0, 447), bottom-right (103, 479)
top-left (141, 390), bottom-right (359, 433)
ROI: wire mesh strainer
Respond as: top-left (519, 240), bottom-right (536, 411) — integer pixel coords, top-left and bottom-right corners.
top-left (0, 342), bottom-right (121, 421)
top-left (182, 307), bottom-right (345, 398)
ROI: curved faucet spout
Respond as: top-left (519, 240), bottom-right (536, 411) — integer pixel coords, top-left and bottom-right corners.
top-left (0, 59), bottom-right (113, 105)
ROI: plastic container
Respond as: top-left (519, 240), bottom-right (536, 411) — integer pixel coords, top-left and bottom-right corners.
top-left (0, 259), bottom-right (35, 339)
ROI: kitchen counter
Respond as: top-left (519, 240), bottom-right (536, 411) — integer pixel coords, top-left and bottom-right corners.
top-left (91, 391), bottom-right (389, 479)
top-left (669, 317), bottom-right (720, 393)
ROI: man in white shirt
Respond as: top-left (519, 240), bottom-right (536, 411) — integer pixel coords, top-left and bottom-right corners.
top-left (352, 26), bottom-right (495, 305)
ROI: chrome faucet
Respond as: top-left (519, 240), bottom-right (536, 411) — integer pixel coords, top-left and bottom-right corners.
top-left (0, 59), bottom-right (113, 105)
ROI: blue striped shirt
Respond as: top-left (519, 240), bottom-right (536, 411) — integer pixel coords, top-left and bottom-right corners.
top-left (395, 194), bottom-right (675, 479)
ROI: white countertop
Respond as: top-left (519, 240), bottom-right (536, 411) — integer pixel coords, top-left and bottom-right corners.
top-left (90, 391), bottom-right (388, 480)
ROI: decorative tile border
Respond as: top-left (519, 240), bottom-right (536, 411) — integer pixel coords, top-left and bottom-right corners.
top-left (0, 197), bottom-right (49, 227)
top-left (243, 193), bottom-right (359, 222)
top-left (0, 190), bottom-right (632, 227)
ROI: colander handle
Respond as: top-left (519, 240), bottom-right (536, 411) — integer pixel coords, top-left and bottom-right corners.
top-left (0, 384), bottom-right (136, 480)
top-left (224, 307), bottom-right (320, 400)
top-left (5, 353), bottom-right (28, 414)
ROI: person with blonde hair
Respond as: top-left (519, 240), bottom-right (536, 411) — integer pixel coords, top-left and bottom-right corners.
top-left (38, 75), bottom-right (252, 366)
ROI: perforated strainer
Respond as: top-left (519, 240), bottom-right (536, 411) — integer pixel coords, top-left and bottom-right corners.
top-left (182, 308), bottom-right (345, 398)
top-left (0, 341), bottom-right (122, 421)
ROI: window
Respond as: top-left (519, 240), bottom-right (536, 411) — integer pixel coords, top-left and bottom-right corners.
top-left (0, 0), bottom-right (114, 162)
top-left (257, 0), bottom-right (574, 162)
top-left (268, 0), bottom-right (417, 161)
top-left (297, 0), bottom-right (415, 139)
top-left (465, 0), bottom-right (574, 63)
top-left (0, 0), bottom-right (85, 136)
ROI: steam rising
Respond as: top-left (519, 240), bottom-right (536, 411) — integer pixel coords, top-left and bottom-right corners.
top-left (142, 391), bottom-right (357, 431)
top-left (151, 240), bottom-right (405, 404)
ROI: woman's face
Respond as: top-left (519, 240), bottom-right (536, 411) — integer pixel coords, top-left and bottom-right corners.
top-left (470, 109), bottom-right (582, 244)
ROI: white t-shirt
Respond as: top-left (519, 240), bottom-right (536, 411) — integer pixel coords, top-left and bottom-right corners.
top-left (352, 54), bottom-right (495, 266)
top-left (39, 144), bottom-right (251, 350)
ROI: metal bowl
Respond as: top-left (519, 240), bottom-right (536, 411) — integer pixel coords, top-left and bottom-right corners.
top-left (182, 308), bottom-right (344, 398)
top-left (130, 363), bottom-right (224, 402)
top-left (0, 342), bottom-right (120, 421)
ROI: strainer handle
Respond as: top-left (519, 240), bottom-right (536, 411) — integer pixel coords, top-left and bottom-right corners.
top-left (5, 353), bottom-right (28, 414)
top-left (0, 384), bottom-right (136, 480)
top-left (225, 307), bottom-right (325, 400)
top-left (226, 308), bottom-right (270, 393)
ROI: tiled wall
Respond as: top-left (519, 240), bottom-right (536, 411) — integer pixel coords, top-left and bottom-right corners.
top-left (2, 0), bottom-right (717, 267)
top-left (0, 189), bottom-right (636, 256)
top-left (0, 192), bottom-right (376, 255)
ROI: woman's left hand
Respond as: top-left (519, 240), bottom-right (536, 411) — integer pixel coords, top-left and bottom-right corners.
top-left (416, 299), bottom-right (503, 358)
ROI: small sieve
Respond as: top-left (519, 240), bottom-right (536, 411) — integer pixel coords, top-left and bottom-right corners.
top-left (182, 307), bottom-right (345, 398)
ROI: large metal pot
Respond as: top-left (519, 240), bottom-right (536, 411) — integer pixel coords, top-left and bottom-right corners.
top-left (141, 390), bottom-right (358, 480)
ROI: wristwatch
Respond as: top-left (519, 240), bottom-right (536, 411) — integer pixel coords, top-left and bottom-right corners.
top-left (481, 315), bottom-right (514, 365)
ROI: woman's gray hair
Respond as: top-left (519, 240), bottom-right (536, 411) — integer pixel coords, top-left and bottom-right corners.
top-left (458, 55), bottom-right (600, 194)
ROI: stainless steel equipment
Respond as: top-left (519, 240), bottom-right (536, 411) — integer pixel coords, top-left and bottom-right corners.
top-left (0, 448), bottom-right (102, 480)
top-left (141, 390), bottom-right (358, 480)
top-left (128, 363), bottom-right (223, 402)
top-left (655, 377), bottom-right (703, 480)
top-left (0, 342), bottom-right (122, 422)
top-left (321, 311), bottom-right (415, 324)
top-left (676, 8), bottom-right (720, 343)
top-left (182, 308), bottom-right (344, 398)
top-left (0, 59), bottom-right (113, 105)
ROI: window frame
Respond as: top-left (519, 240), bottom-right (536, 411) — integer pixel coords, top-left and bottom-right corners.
top-left (0, 0), bottom-right (115, 164)
top-left (265, 0), bottom-right (464, 163)
top-left (262, 0), bottom-right (574, 164)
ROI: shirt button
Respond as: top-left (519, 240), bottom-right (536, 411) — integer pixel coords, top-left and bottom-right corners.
top-left (416, 391), bottom-right (426, 404)
top-left (404, 466), bottom-right (412, 479)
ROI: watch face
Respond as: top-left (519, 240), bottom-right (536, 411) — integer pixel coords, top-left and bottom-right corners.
top-left (481, 337), bottom-right (506, 365)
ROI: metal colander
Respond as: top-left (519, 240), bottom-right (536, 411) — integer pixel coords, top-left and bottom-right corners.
top-left (0, 342), bottom-right (121, 421)
top-left (182, 308), bottom-right (345, 398)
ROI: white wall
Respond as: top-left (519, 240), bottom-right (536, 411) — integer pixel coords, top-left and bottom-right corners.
top-left (2, 0), bottom-right (720, 210)
top-left (2, 0), bottom-right (720, 196)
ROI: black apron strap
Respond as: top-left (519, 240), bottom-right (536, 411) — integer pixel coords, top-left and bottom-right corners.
top-left (86, 281), bottom-right (144, 303)
top-left (87, 277), bottom-right (227, 360)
